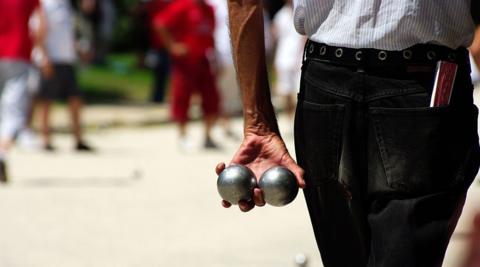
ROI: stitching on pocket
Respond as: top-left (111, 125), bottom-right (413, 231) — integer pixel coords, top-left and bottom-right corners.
top-left (301, 101), bottom-right (346, 184)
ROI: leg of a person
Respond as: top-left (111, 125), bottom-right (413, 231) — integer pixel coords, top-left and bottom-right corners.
top-left (365, 63), bottom-right (480, 267)
top-left (0, 61), bottom-right (8, 182)
top-left (58, 64), bottom-right (85, 144)
top-left (171, 60), bottom-right (194, 136)
top-left (38, 99), bottom-right (52, 146)
top-left (0, 61), bottom-right (32, 150)
top-left (197, 58), bottom-right (220, 141)
top-left (152, 49), bottom-right (170, 103)
top-left (68, 96), bottom-right (83, 143)
top-left (294, 60), bottom-right (370, 267)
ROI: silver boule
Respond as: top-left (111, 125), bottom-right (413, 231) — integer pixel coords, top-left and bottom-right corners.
top-left (259, 166), bottom-right (298, 207)
top-left (217, 165), bottom-right (257, 204)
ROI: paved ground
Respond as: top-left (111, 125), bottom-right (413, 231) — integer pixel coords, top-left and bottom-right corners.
top-left (0, 112), bottom-right (478, 267)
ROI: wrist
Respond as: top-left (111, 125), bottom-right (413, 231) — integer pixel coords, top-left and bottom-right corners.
top-left (243, 108), bottom-right (279, 136)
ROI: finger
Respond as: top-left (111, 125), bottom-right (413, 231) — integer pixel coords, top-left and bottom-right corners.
top-left (221, 200), bottom-right (232, 208)
top-left (293, 167), bottom-right (306, 189)
top-left (238, 200), bottom-right (254, 212)
top-left (215, 162), bottom-right (226, 175)
top-left (253, 188), bottom-right (266, 207)
top-left (284, 161), bottom-right (306, 188)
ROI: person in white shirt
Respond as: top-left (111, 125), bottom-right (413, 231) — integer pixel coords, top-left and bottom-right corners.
top-left (37, 0), bottom-right (93, 152)
top-left (272, 0), bottom-right (304, 120)
top-left (216, 1), bottom-right (480, 267)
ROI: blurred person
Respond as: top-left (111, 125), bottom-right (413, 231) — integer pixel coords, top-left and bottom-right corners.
top-left (149, 0), bottom-right (173, 103)
top-left (0, 0), bottom-right (47, 182)
top-left (208, 0), bottom-right (241, 140)
top-left (16, 67), bottom-right (43, 151)
top-left (95, 0), bottom-right (115, 64)
top-left (77, 0), bottom-right (115, 65)
top-left (218, 1), bottom-right (479, 267)
top-left (155, 0), bottom-right (220, 150)
top-left (271, 0), bottom-right (304, 120)
top-left (36, 0), bottom-right (93, 152)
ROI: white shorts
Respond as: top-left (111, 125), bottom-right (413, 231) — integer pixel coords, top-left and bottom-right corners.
top-left (275, 67), bottom-right (301, 96)
top-left (0, 60), bottom-right (32, 139)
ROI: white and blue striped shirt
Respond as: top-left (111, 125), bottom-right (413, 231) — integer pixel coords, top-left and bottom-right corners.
top-left (293, 0), bottom-right (475, 50)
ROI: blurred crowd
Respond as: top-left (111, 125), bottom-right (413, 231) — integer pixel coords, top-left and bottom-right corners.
top-left (0, 0), bottom-right (306, 183)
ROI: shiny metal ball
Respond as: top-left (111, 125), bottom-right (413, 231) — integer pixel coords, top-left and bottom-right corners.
top-left (217, 165), bottom-right (257, 205)
top-left (259, 166), bottom-right (298, 207)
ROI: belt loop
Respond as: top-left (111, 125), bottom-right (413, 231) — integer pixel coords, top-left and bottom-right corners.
top-left (303, 39), bottom-right (311, 64)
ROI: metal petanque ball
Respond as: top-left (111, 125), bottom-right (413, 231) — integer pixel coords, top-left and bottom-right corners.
top-left (217, 165), bottom-right (257, 205)
top-left (259, 166), bottom-right (298, 207)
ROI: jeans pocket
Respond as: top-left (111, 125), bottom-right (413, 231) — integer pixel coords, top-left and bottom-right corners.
top-left (298, 100), bottom-right (345, 185)
top-left (368, 105), bottom-right (479, 195)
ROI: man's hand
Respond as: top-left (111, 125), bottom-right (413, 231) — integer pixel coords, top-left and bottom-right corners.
top-left (169, 42), bottom-right (188, 57)
top-left (40, 60), bottom-right (54, 79)
top-left (216, 132), bottom-right (305, 212)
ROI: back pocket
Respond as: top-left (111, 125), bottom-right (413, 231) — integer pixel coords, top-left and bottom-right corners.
top-left (299, 101), bottom-right (345, 185)
top-left (368, 105), bottom-right (479, 195)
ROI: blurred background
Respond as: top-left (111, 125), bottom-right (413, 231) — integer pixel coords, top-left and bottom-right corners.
top-left (0, 0), bottom-right (478, 266)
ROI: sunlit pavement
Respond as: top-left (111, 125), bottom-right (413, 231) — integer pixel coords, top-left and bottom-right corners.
top-left (0, 114), bottom-right (478, 267)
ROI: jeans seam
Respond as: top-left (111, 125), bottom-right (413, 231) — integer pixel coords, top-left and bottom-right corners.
top-left (331, 109), bottom-right (344, 180)
top-left (366, 88), bottom-right (427, 102)
top-left (371, 114), bottom-right (393, 189)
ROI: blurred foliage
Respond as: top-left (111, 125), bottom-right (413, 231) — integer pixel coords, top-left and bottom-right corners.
top-left (78, 53), bottom-right (155, 103)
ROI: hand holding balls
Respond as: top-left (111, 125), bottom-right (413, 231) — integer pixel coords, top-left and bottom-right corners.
top-left (217, 165), bottom-right (299, 207)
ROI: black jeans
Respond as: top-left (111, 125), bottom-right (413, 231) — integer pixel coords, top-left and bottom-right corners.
top-left (294, 59), bottom-right (480, 267)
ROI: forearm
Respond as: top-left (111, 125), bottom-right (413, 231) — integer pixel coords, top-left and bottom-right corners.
top-left (228, 0), bottom-right (279, 136)
top-left (156, 26), bottom-right (176, 52)
top-left (34, 6), bottom-right (50, 65)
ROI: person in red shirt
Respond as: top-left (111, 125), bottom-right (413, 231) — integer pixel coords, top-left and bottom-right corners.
top-left (0, 0), bottom-right (49, 182)
top-left (155, 0), bottom-right (220, 150)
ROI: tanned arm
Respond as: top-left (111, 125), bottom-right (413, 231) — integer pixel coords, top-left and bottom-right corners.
top-left (155, 25), bottom-right (188, 57)
top-left (215, 0), bottom-right (305, 212)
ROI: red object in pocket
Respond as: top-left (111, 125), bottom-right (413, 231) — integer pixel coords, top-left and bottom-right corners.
top-left (430, 61), bottom-right (458, 107)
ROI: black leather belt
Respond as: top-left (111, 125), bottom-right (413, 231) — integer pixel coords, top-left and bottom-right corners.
top-left (304, 40), bottom-right (469, 68)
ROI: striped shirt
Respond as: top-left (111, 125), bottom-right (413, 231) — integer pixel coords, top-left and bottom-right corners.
top-left (293, 0), bottom-right (475, 51)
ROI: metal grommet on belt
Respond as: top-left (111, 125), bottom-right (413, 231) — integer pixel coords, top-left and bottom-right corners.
top-left (355, 51), bottom-right (363, 61)
top-left (427, 51), bottom-right (436, 60)
top-left (335, 48), bottom-right (343, 58)
top-left (378, 51), bottom-right (387, 61)
top-left (448, 53), bottom-right (457, 61)
top-left (319, 46), bottom-right (327, 56)
top-left (402, 50), bottom-right (412, 60)
top-left (308, 44), bottom-right (314, 54)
